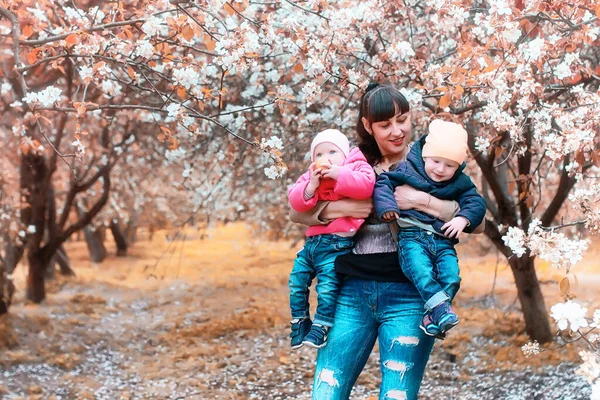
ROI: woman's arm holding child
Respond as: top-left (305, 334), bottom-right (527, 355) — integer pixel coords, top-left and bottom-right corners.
top-left (289, 199), bottom-right (373, 225)
top-left (394, 185), bottom-right (486, 233)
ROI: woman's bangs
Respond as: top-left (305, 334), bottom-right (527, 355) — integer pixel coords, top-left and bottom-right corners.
top-left (367, 88), bottom-right (410, 123)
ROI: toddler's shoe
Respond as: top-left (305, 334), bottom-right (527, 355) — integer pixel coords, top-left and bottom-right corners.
top-left (302, 324), bottom-right (329, 348)
top-left (431, 302), bottom-right (459, 334)
top-left (290, 318), bottom-right (312, 349)
top-left (419, 312), bottom-right (442, 337)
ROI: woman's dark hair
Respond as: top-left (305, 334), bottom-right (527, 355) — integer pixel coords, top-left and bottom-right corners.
top-left (357, 83), bottom-right (410, 166)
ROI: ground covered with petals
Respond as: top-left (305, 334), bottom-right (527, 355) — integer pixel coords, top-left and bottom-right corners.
top-left (1, 225), bottom-right (597, 399)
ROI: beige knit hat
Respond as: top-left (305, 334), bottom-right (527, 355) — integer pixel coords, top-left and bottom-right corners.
top-left (310, 129), bottom-right (350, 161)
top-left (422, 120), bottom-right (469, 165)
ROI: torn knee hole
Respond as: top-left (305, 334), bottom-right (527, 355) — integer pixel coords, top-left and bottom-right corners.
top-left (316, 368), bottom-right (340, 388)
top-left (384, 390), bottom-right (408, 400)
top-left (389, 336), bottom-right (419, 350)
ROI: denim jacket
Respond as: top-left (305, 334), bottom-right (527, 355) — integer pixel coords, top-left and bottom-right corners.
top-left (373, 135), bottom-right (486, 236)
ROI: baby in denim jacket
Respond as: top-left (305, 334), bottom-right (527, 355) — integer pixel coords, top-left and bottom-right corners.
top-left (373, 120), bottom-right (486, 338)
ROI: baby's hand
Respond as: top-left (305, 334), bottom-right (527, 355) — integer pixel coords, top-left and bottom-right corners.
top-left (320, 163), bottom-right (340, 180)
top-left (441, 216), bottom-right (469, 239)
top-left (305, 164), bottom-right (322, 197)
top-left (382, 211), bottom-right (400, 222)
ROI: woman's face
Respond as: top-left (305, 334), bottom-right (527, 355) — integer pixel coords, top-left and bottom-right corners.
top-left (363, 112), bottom-right (412, 158)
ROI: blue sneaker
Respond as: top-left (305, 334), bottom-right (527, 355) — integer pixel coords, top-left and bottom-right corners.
top-left (420, 312), bottom-right (442, 337)
top-left (432, 302), bottom-right (459, 334)
top-left (302, 324), bottom-right (329, 348)
top-left (290, 318), bottom-right (312, 349)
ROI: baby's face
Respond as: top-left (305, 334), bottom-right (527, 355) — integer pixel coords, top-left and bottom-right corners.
top-left (313, 142), bottom-right (345, 166)
top-left (423, 157), bottom-right (460, 182)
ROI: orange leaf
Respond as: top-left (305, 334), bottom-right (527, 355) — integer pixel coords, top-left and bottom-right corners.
top-left (27, 49), bottom-right (39, 65)
top-left (204, 36), bottom-right (216, 52)
top-left (65, 33), bottom-right (78, 46)
top-left (22, 25), bottom-right (34, 38)
top-left (596, 5), bottom-right (600, 19)
top-left (438, 93), bottom-right (452, 108)
top-left (177, 87), bottom-right (187, 100)
top-left (160, 126), bottom-right (171, 136)
top-left (169, 137), bottom-right (179, 150)
top-left (20, 142), bottom-right (30, 155)
top-left (293, 63), bottom-right (304, 74)
top-left (224, 3), bottom-right (236, 16)
top-left (564, 42), bottom-right (577, 53)
top-left (127, 66), bottom-right (135, 79)
top-left (181, 24), bottom-right (195, 41)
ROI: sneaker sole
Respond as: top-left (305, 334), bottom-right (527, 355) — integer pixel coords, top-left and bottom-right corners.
top-left (291, 343), bottom-right (304, 350)
top-left (419, 324), bottom-right (439, 337)
top-left (302, 340), bottom-right (327, 349)
top-left (439, 319), bottom-right (459, 333)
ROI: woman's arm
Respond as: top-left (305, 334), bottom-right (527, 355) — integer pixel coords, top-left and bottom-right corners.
top-left (289, 199), bottom-right (374, 226)
top-left (394, 185), bottom-right (486, 233)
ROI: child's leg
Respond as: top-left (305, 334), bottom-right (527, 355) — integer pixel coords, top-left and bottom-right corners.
top-left (398, 229), bottom-right (449, 312)
top-left (289, 247), bottom-right (316, 321)
top-left (434, 239), bottom-right (461, 303)
top-left (303, 235), bottom-right (354, 348)
top-left (312, 236), bottom-right (355, 327)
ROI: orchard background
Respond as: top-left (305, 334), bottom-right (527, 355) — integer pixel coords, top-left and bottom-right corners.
top-left (0, 0), bottom-right (599, 398)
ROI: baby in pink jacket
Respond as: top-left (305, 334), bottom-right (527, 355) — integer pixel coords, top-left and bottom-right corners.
top-left (287, 129), bottom-right (375, 349)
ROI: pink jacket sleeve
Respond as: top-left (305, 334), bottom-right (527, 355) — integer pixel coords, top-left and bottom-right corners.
top-left (288, 170), bottom-right (318, 212)
top-left (334, 161), bottom-right (376, 200)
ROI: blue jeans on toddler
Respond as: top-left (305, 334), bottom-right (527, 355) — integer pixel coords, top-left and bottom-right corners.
top-left (289, 234), bottom-right (355, 327)
top-left (397, 227), bottom-right (461, 311)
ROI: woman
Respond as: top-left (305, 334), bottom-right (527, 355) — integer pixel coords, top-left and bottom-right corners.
top-left (291, 83), bottom-right (484, 399)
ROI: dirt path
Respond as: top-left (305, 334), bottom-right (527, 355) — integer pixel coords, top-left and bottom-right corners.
top-left (1, 225), bottom-right (597, 399)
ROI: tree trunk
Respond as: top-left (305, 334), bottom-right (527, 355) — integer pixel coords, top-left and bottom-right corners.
top-left (84, 226), bottom-right (107, 263)
top-left (26, 252), bottom-right (49, 303)
top-left (509, 256), bottom-right (553, 343)
top-left (55, 246), bottom-right (75, 276)
top-left (125, 215), bottom-right (138, 244)
top-left (0, 261), bottom-right (15, 315)
top-left (46, 246), bottom-right (75, 279)
top-left (110, 219), bottom-right (128, 256)
top-left (4, 239), bottom-right (23, 274)
top-left (45, 257), bottom-right (57, 280)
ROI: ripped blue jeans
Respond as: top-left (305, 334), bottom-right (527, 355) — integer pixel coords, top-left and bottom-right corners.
top-left (312, 277), bottom-right (435, 400)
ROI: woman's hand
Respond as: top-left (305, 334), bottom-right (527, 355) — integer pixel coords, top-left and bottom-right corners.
top-left (394, 185), bottom-right (427, 210)
top-left (322, 198), bottom-right (373, 219)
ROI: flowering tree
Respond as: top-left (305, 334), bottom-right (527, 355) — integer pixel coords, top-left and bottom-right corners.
top-left (1, 0), bottom-right (600, 392)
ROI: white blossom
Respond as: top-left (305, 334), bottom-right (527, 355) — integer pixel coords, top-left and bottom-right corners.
top-left (142, 15), bottom-right (166, 37)
top-left (502, 226), bottom-right (527, 257)
top-left (260, 136), bottom-right (284, 151)
top-left (1, 82), bottom-right (12, 95)
top-left (521, 341), bottom-right (540, 357)
top-left (474, 136), bottom-right (491, 155)
top-left (166, 103), bottom-right (182, 118)
top-left (301, 81), bottom-right (322, 107)
top-left (550, 301), bottom-right (588, 332)
top-left (386, 41), bottom-right (415, 62)
top-left (23, 86), bottom-right (62, 107)
top-left (134, 40), bottom-right (155, 59)
top-left (264, 165), bottom-right (286, 179)
top-left (79, 66), bottom-right (94, 82)
top-left (577, 350), bottom-right (600, 384)
top-left (173, 67), bottom-right (200, 89)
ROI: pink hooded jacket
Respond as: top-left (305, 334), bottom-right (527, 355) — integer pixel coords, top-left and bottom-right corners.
top-left (288, 147), bottom-right (375, 237)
